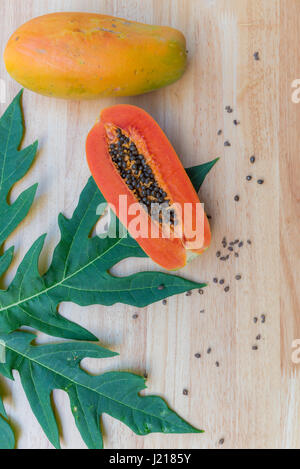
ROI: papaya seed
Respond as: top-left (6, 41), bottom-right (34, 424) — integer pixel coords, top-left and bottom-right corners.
top-left (107, 125), bottom-right (177, 227)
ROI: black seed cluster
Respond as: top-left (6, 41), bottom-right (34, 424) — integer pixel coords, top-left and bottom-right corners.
top-left (216, 236), bottom-right (250, 263)
top-left (213, 236), bottom-right (252, 294)
top-left (225, 105), bottom-right (233, 113)
top-left (108, 128), bottom-right (177, 227)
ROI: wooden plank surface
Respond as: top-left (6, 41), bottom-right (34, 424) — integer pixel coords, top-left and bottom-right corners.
top-left (0, 0), bottom-right (299, 449)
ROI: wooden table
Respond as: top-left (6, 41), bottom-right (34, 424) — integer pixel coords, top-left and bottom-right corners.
top-left (0, 0), bottom-right (299, 449)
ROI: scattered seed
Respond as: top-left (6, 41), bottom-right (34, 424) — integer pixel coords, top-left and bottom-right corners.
top-left (253, 51), bottom-right (260, 61)
top-left (158, 284), bottom-right (165, 291)
top-left (219, 438), bottom-right (225, 446)
top-left (250, 156), bottom-right (256, 164)
top-left (220, 257), bottom-right (227, 261)
top-left (132, 314), bottom-right (139, 320)
top-left (207, 348), bottom-right (212, 354)
top-left (235, 274), bottom-right (242, 280)
top-left (195, 353), bottom-right (201, 359)
top-left (219, 279), bottom-right (225, 285)
top-left (183, 389), bottom-right (189, 396)
top-left (215, 361), bottom-right (220, 367)
top-left (234, 239), bottom-right (240, 244)
top-left (234, 195), bottom-right (240, 202)
top-left (257, 179), bottom-right (264, 185)
top-left (199, 289), bottom-right (204, 295)
top-left (224, 286), bottom-right (230, 293)
top-left (225, 106), bottom-right (233, 113)
top-left (234, 252), bottom-right (239, 257)
top-left (233, 119), bottom-right (240, 126)
top-left (228, 246), bottom-right (234, 252)
top-left (200, 309), bottom-right (205, 314)
top-left (261, 314), bottom-right (266, 323)
top-left (224, 140), bottom-right (231, 147)
top-left (246, 175), bottom-right (252, 181)
top-left (213, 278), bottom-right (218, 283)
top-left (217, 129), bottom-right (223, 135)
top-left (253, 317), bottom-right (258, 324)
top-left (216, 251), bottom-right (221, 258)
top-left (238, 241), bottom-right (244, 248)
top-left (186, 291), bottom-right (192, 297)
top-left (207, 214), bottom-right (212, 220)
top-left (256, 334), bottom-right (261, 341)
top-left (162, 300), bottom-right (167, 306)
top-left (252, 345), bottom-right (258, 350)
top-left (247, 239), bottom-right (252, 245)
top-left (143, 372), bottom-right (148, 379)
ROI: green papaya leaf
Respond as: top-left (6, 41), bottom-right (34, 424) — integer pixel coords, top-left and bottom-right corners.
top-left (0, 92), bottom-right (219, 450)
top-left (186, 158), bottom-right (219, 193)
top-left (0, 331), bottom-right (201, 449)
top-left (0, 91), bottom-right (38, 270)
top-left (0, 395), bottom-right (15, 449)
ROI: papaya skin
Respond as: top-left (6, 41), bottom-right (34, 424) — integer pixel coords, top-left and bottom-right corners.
top-left (4, 12), bottom-right (187, 100)
top-left (86, 105), bottom-right (211, 271)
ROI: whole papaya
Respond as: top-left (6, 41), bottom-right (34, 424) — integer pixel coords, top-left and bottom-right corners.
top-left (4, 12), bottom-right (187, 100)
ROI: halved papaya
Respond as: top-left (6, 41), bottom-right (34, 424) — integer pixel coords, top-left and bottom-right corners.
top-left (86, 105), bottom-right (211, 270)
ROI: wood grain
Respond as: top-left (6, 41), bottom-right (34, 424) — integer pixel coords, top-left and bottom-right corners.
top-left (0, 0), bottom-right (299, 449)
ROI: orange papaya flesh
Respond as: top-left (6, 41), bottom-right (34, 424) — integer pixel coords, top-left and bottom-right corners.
top-left (4, 12), bottom-right (187, 100)
top-left (86, 105), bottom-right (211, 270)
